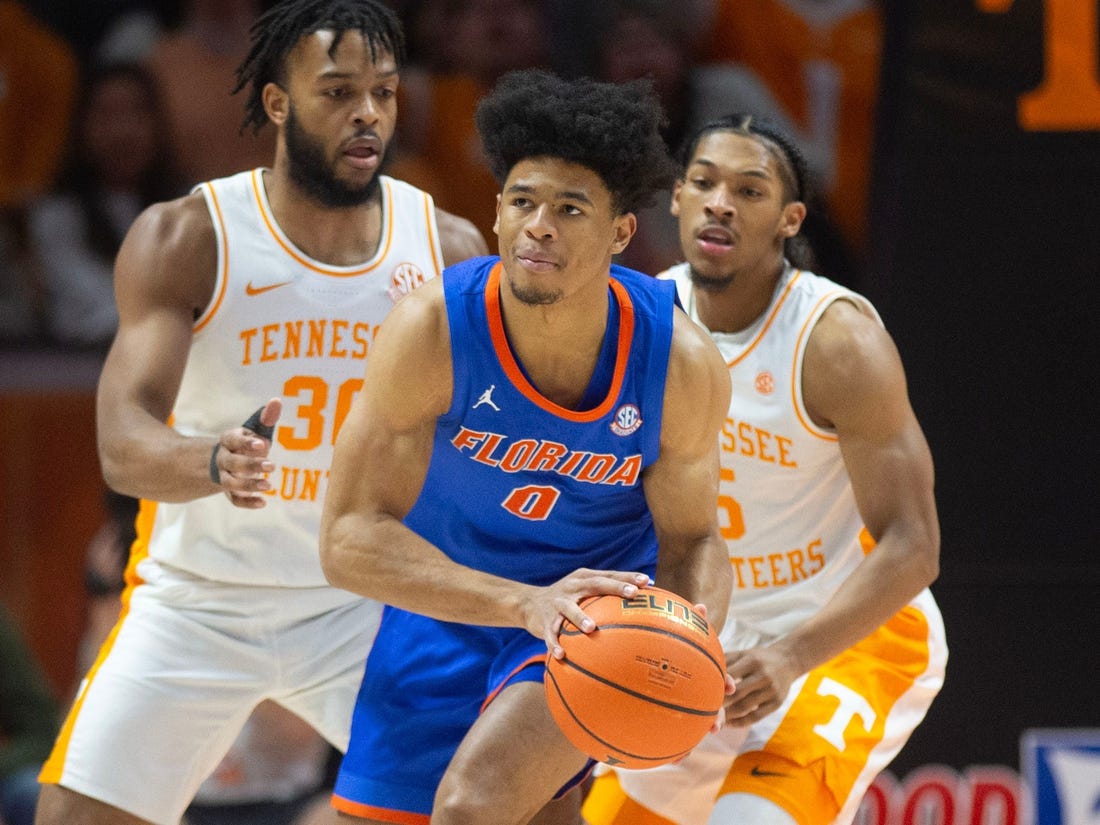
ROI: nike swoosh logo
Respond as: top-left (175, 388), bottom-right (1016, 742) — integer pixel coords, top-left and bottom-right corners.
top-left (750, 765), bottom-right (790, 778)
top-left (245, 280), bottom-right (294, 296)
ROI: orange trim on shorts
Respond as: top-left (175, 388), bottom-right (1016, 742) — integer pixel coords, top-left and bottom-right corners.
top-left (193, 182), bottom-right (229, 333)
top-left (252, 170), bottom-right (394, 275)
top-left (39, 500), bottom-right (157, 783)
top-left (331, 795), bottom-right (429, 824)
top-left (582, 770), bottom-right (678, 825)
top-left (485, 262), bottom-right (636, 421)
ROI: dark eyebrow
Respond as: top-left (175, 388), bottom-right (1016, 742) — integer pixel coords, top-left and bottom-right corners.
top-left (689, 157), bottom-right (773, 183)
top-left (318, 66), bottom-right (400, 82)
top-left (504, 183), bottom-right (594, 206)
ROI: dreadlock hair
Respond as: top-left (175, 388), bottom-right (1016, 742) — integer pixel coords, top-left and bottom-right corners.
top-left (233, 0), bottom-right (406, 134)
top-left (475, 70), bottom-right (679, 217)
top-left (678, 113), bottom-right (818, 269)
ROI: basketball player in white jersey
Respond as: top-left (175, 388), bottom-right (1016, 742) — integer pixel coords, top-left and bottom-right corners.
top-left (34, 3), bottom-right (486, 825)
top-left (582, 115), bottom-right (947, 825)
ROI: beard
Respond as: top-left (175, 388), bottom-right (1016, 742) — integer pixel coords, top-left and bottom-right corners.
top-left (285, 105), bottom-right (381, 208)
top-left (688, 265), bottom-right (736, 292)
top-left (506, 277), bottom-right (563, 306)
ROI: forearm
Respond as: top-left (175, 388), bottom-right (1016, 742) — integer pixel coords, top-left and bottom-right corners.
top-left (655, 535), bottom-right (733, 632)
top-left (772, 538), bottom-right (937, 675)
top-left (321, 513), bottom-right (536, 626)
top-left (99, 414), bottom-right (220, 503)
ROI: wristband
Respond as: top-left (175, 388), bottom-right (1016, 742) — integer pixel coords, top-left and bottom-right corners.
top-left (209, 443), bottom-right (221, 484)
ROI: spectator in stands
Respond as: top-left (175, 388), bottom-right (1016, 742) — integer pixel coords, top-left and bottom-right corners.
top-left (143, 0), bottom-right (274, 186)
top-left (0, 1), bottom-right (78, 344)
top-left (387, 0), bottom-right (550, 243)
top-left (28, 62), bottom-right (185, 350)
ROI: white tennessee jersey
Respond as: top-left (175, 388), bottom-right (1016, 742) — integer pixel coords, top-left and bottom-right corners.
top-left (663, 262), bottom-right (932, 644)
top-left (141, 169), bottom-right (444, 586)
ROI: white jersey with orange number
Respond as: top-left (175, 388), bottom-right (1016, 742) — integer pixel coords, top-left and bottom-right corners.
top-left (144, 169), bottom-right (444, 587)
top-left (581, 262), bottom-right (946, 825)
top-left (664, 261), bottom-right (929, 645)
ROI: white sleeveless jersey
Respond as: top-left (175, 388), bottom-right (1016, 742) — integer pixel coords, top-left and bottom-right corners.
top-left (663, 262), bottom-right (936, 644)
top-left (142, 170), bottom-right (444, 586)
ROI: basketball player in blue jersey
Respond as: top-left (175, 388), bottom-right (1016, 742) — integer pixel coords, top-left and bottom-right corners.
top-left (35, 3), bottom-right (486, 825)
top-left (319, 69), bottom-right (735, 825)
top-left (583, 116), bottom-right (945, 825)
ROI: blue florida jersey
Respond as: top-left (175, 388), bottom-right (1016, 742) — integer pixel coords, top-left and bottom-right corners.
top-left (403, 256), bottom-right (676, 586)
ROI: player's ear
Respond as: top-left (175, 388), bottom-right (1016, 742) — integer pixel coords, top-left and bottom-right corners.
top-left (492, 194), bottom-right (501, 236)
top-left (610, 212), bottom-right (637, 255)
top-left (670, 179), bottom-right (684, 218)
top-left (780, 200), bottom-right (806, 238)
top-left (263, 83), bottom-right (290, 126)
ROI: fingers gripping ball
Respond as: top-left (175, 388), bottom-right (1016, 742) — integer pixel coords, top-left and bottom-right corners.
top-left (544, 587), bottom-right (725, 769)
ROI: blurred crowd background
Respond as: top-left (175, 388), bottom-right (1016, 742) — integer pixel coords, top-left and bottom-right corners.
top-left (2, 1), bottom-right (1097, 822)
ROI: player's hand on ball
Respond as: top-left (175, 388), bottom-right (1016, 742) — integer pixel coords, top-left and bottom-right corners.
top-left (525, 568), bottom-right (652, 659)
top-left (210, 397), bottom-right (282, 509)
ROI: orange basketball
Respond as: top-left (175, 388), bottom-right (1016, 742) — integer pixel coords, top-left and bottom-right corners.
top-left (544, 586), bottom-right (726, 769)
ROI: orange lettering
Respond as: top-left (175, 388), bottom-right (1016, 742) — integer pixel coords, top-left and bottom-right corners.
top-left (330, 320), bottom-right (349, 358)
top-left (737, 421), bottom-right (756, 457)
top-left (452, 427), bottom-right (487, 452)
top-left (756, 428), bottom-right (776, 464)
top-left (1019, 0), bottom-right (1100, 128)
top-left (299, 469), bottom-right (322, 501)
top-left (499, 439), bottom-right (538, 472)
top-left (767, 553), bottom-right (788, 586)
top-left (789, 548), bottom-right (808, 582)
top-left (351, 323), bottom-right (371, 359)
top-left (981, 0), bottom-right (1100, 128)
top-left (283, 320), bottom-right (303, 359)
top-left (260, 323), bottom-right (280, 362)
top-left (730, 557), bottom-right (748, 588)
top-left (748, 556), bottom-right (766, 588)
top-left (239, 328), bottom-right (258, 365)
top-left (528, 441), bottom-right (569, 472)
top-left (717, 465), bottom-right (745, 540)
top-left (307, 320), bottom-right (327, 357)
top-left (501, 485), bottom-right (560, 520)
top-left (575, 454), bottom-right (616, 483)
top-left (603, 455), bottom-right (641, 486)
top-left (472, 433), bottom-right (506, 467)
top-left (776, 435), bottom-right (796, 468)
top-left (806, 539), bottom-right (825, 575)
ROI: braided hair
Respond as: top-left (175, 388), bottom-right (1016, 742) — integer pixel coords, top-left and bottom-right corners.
top-left (233, 0), bottom-right (406, 134)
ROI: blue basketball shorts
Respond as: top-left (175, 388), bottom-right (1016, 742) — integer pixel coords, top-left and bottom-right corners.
top-left (332, 606), bottom-right (588, 821)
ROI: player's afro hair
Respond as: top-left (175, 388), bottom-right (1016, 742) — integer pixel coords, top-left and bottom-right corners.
top-left (475, 70), bottom-right (678, 216)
